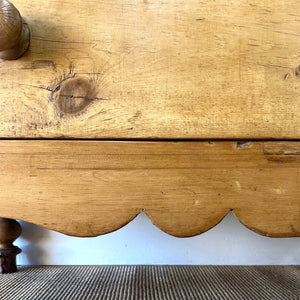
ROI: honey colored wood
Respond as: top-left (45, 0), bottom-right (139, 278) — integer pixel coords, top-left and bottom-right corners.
top-left (0, 0), bottom-right (30, 60)
top-left (0, 140), bottom-right (299, 238)
top-left (264, 141), bottom-right (300, 155)
top-left (0, 0), bottom-right (299, 139)
top-left (0, 218), bottom-right (22, 273)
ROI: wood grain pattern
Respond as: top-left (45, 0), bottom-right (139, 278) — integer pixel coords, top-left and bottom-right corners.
top-left (0, 0), bottom-right (299, 139)
top-left (264, 141), bottom-right (300, 155)
top-left (0, 140), bottom-right (299, 238)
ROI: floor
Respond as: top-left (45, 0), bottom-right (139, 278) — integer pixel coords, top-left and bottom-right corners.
top-left (0, 266), bottom-right (299, 299)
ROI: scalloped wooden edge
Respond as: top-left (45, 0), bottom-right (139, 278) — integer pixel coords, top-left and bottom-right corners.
top-left (0, 140), bottom-right (299, 238)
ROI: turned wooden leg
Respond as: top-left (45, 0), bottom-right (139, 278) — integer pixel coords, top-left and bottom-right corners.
top-left (0, 218), bottom-right (22, 274)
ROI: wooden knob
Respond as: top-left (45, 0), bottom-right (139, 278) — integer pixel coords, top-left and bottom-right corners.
top-left (0, 0), bottom-right (30, 60)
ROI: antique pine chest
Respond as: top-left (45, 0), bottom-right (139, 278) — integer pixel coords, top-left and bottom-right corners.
top-left (0, 0), bottom-right (299, 274)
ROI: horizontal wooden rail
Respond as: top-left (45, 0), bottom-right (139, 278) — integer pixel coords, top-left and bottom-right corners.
top-left (0, 140), bottom-right (299, 237)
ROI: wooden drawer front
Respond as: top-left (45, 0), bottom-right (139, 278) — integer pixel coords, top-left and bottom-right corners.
top-left (0, 0), bottom-right (299, 139)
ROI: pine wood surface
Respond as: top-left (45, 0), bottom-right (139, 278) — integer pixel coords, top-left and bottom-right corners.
top-left (0, 140), bottom-right (299, 238)
top-left (0, 0), bottom-right (299, 139)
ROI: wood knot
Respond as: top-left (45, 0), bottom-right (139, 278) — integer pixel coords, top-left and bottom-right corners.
top-left (295, 65), bottom-right (300, 77)
top-left (52, 77), bottom-right (98, 115)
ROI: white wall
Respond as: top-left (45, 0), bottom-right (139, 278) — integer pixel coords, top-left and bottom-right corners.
top-left (16, 212), bottom-right (300, 266)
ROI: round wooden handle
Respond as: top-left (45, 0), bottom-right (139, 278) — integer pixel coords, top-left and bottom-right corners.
top-left (0, 0), bottom-right (30, 60)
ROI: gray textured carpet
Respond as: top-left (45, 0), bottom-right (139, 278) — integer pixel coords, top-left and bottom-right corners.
top-left (0, 266), bottom-right (299, 299)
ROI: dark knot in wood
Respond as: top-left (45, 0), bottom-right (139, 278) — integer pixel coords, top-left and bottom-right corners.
top-left (52, 77), bottom-right (99, 115)
top-left (0, 0), bottom-right (30, 60)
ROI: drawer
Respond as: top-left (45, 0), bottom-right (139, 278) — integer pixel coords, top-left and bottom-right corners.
top-left (0, 0), bottom-right (299, 139)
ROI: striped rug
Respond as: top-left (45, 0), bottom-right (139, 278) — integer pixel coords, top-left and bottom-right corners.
top-left (0, 266), bottom-right (298, 299)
